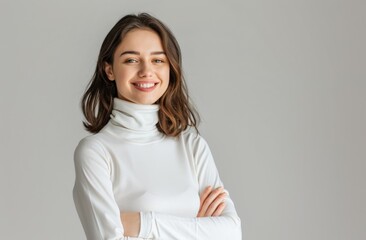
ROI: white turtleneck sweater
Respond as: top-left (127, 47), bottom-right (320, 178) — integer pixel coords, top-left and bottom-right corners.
top-left (72, 98), bottom-right (242, 240)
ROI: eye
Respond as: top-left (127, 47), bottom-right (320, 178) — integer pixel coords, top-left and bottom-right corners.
top-left (153, 59), bottom-right (164, 63)
top-left (125, 58), bottom-right (138, 63)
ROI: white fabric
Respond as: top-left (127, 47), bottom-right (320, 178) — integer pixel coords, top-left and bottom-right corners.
top-left (72, 97), bottom-right (242, 240)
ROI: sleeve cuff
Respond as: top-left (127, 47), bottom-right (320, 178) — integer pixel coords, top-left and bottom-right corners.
top-left (138, 211), bottom-right (154, 238)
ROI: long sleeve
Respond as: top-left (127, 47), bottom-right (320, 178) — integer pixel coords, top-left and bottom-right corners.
top-left (73, 137), bottom-right (136, 240)
top-left (139, 134), bottom-right (242, 240)
top-left (73, 100), bottom-right (242, 240)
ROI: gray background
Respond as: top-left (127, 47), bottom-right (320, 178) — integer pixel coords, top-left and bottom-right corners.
top-left (0, 0), bottom-right (365, 239)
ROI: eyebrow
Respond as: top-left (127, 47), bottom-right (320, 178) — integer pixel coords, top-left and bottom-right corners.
top-left (119, 51), bottom-right (166, 57)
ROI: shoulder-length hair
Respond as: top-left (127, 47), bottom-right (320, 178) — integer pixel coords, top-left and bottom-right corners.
top-left (81, 13), bottom-right (200, 137)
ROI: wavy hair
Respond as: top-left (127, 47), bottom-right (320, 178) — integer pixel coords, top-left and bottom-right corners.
top-left (81, 13), bottom-right (200, 136)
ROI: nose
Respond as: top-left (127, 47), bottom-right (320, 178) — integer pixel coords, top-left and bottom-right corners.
top-left (138, 62), bottom-right (153, 78)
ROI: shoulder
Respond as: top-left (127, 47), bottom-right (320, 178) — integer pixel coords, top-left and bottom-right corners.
top-left (75, 134), bottom-right (105, 152)
top-left (180, 127), bottom-right (211, 155)
top-left (74, 134), bottom-right (109, 165)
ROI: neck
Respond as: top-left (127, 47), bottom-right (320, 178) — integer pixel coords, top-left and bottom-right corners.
top-left (107, 98), bottom-right (165, 144)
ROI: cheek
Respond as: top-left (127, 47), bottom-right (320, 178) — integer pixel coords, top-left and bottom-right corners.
top-left (114, 69), bottom-right (132, 91)
top-left (162, 66), bottom-right (170, 81)
top-left (115, 68), bottom-right (135, 84)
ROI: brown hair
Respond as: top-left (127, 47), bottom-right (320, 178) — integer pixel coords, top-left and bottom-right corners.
top-left (81, 13), bottom-right (200, 136)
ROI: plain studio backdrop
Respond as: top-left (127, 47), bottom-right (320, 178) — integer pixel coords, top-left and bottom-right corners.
top-left (0, 0), bottom-right (365, 239)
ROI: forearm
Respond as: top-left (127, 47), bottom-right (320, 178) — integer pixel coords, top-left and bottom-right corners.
top-left (139, 211), bottom-right (241, 240)
top-left (121, 209), bottom-right (241, 240)
top-left (120, 212), bottom-right (141, 237)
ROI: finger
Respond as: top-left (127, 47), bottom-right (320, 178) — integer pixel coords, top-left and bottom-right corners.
top-left (197, 186), bottom-right (213, 217)
top-left (197, 188), bottom-right (226, 217)
top-left (205, 192), bottom-right (227, 216)
top-left (202, 187), bottom-right (224, 212)
top-left (200, 187), bottom-right (224, 216)
top-left (197, 207), bottom-right (205, 217)
top-left (199, 186), bottom-right (212, 209)
top-left (212, 202), bottom-right (226, 216)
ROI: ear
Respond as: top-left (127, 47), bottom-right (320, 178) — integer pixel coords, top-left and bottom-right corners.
top-left (104, 62), bottom-right (115, 81)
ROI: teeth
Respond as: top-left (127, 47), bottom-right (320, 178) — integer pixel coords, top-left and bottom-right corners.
top-left (135, 83), bottom-right (155, 88)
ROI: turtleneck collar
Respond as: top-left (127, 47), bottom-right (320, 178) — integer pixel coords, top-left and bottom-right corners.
top-left (107, 98), bottom-right (165, 144)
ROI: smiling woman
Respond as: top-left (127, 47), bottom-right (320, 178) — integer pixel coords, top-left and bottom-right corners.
top-left (104, 29), bottom-right (170, 105)
top-left (72, 13), bottom-right (242, 240)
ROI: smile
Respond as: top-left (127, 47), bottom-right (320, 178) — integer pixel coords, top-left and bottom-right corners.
top-left (133, 82), bottom-right (158, 92)
top-left (135, 83), bottom-right (156, 88)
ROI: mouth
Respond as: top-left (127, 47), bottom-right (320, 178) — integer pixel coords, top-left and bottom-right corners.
top-left (132, 82), bottom-right (159, 92)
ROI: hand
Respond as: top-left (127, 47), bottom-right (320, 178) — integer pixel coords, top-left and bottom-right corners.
top-left (197, 186), bottom-right (227, 217)
top-left (120, 212), bottom-right (140, 237)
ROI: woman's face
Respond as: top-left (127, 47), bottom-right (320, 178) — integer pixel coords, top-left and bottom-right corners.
top-left (104, 29), bottom-right (170, 105)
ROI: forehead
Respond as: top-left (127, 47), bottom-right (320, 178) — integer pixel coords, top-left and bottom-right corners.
top-left (118, 29), bottom-right (164, 52)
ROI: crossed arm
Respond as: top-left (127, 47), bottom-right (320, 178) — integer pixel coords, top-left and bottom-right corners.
top-left (73, 135), bottom-right (242, 239)
top-left (121, 186), bottom-right (227, 237)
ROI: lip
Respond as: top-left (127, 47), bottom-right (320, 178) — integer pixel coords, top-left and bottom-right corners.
top-left (132, 81), bottom-right (159, 92)
top-left (132, 80), bottom-right (159, 84)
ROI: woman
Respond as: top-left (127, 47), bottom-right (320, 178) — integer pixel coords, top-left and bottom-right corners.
top-left (73, 13), bottom-right (242, 240)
